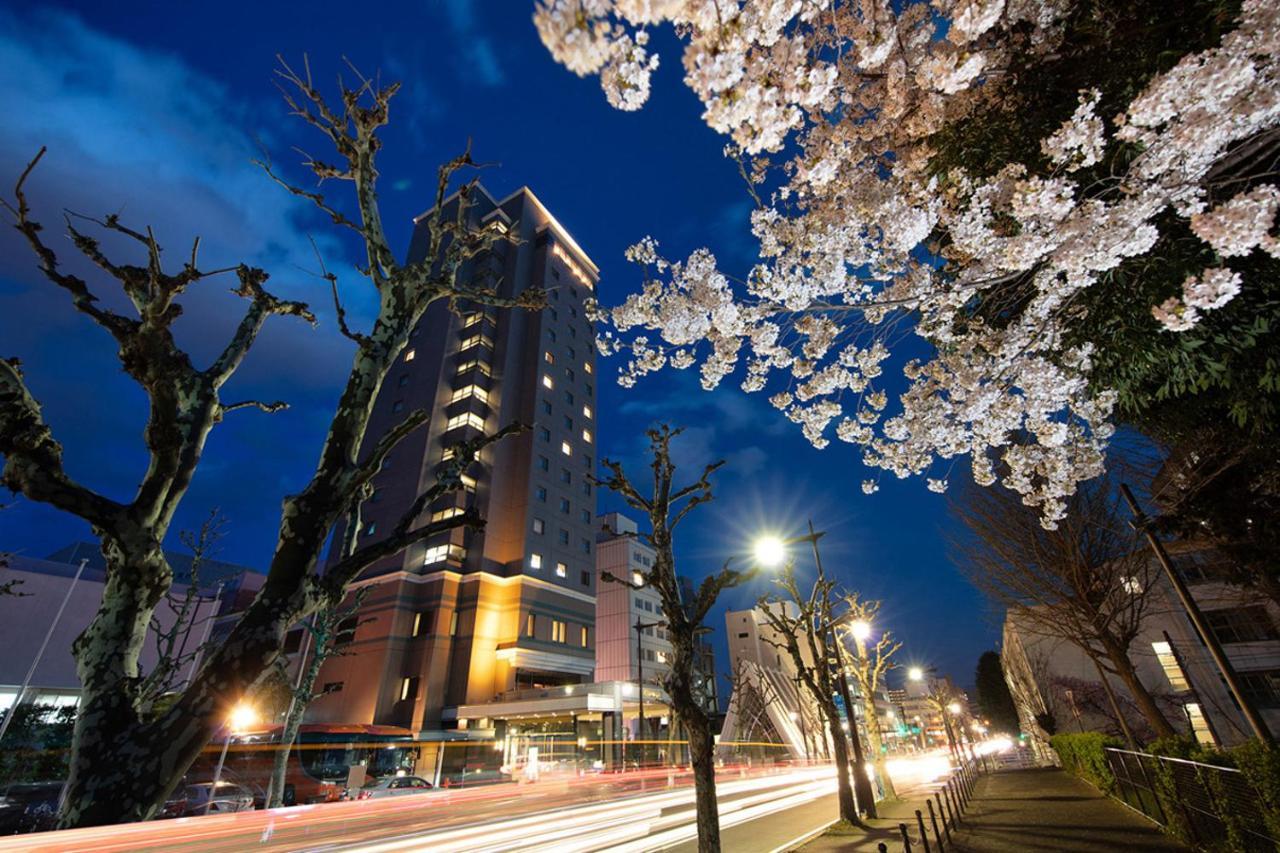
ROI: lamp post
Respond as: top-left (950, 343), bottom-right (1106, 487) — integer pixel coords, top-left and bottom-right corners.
top-left (634, 615), bottom-right (666, 766)
top-left (755, 521), bottom-right (878, 819)
top-left (208, 702), bottom-right (257, 814)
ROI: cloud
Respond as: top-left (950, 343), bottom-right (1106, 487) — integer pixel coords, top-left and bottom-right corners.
top-left (0, 7), bottom-right (375, 563)
top-left (443, 0), bottom-right (506, 87)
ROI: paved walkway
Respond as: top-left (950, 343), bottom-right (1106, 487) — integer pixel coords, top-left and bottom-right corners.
top-left (947, 768), bottom-right (1185, 852)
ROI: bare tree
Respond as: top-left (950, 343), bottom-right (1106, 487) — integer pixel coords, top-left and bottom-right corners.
top-left (838, 594), bottom-right (901, 799)
top-left (0, 58), bottom-right (539, 828)
top-left (950, 471), bottom-right (1178, 740)
top-left (595, 425), bottom-right (755, 853)
top-left (758, 563), bottom-right (865, 827)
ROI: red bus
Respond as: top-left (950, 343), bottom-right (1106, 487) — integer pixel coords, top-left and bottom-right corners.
top-left (190, 724), bottom-right (419, 808)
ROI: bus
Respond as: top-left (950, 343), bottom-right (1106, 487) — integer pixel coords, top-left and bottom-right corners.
top-left (190, 724), bottom-right (419, 808)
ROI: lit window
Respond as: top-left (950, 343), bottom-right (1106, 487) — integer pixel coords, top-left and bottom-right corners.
top-left (551, 619), bottom-right (567, 643)
top-left (455, 359), bottom-right (491, 378)
top-left (399, 677), bottom-right (415, 701)
top-left (424, 545), bottom-right (449, 565)
top-left (461, 312), bottom-right (484, 328)
top-left (561, 441), bottom-right (572, 456)
top-left (450, 385), bottom-right (488, 404)
top-left (412, 611), bottom-right (432, 637)
top-left (460, 474), bottom-right (477, 492)
top-left (1152, 641), bottom-right (1191, 692)
top-left (533, 518), bottom-right (545, 534)
top-left (405, 349), bottom-right (416, 362)
top-left (543, 375), bottom-right (554, 389)
top-left (459, 333), bottom-right (492, 351)
top-left (530, 553), bottom-right (543, 570)
top-left (580, 626), bottom-right (589, 647)
top-left (556, 562), bottom-right (567, 578)
top-left (585, 361), bottom-right (593, 374)
top-left (1184, 702), bottom-right (1217, 746)
top-left (445, 412), bottom-right (487, 432)
top-left (526, 613), bottom-right (536, 636)
top-left (582, 429), bottom-right (592, 444)
top-left (431, 507), bottom-right (463, 523)
top-left (583, 405), bottom-right (593, 419)
top-left (441, 446), bottom-right (455, 461)
top-left (544, 351), bottom-right (555, 364)
top-left (632, 571), bottom-right (644, 587)
top-left (449, 611), bottom-right (458, 636)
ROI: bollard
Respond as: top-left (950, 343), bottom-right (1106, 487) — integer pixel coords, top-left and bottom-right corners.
top-left (927, 797), bottom-right (945, 850)
top-left (935, 790), bottom-right (953, 844)
top-left (947, 778), bottom-right (963, 821)
top-left (899, 823), bottom-right (913, 852)
top-left (916, 809), bottom-right (932, 853)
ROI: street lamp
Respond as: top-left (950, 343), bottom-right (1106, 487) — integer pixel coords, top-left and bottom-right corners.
top-left (850, 620), bottom-right (872, 642)
top-left (209, 701), bottom-right (257, 813)
top-left (752, 535), bottom-right (788, 569)
top-left (907, 666), bottom-right (924, 682)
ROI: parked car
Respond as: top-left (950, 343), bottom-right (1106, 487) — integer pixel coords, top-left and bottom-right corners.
top-left (438, 768), bottom-right (513, 789)
top-left (357, 775), bottom-right (433, 800)
top-left (0, 782), bottom-right (63, 835)
top-left (181, 781), bottom-right (255, 815)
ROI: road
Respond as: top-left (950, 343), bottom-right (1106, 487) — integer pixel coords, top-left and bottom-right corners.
top-left (0, 750), bottom-right (974, 852)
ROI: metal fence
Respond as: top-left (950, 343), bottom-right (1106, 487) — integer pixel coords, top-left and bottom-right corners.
top-left (1105, 748), bottom-right (1278, 852)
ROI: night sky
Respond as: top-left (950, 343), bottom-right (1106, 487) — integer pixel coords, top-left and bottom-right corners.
top-left (0, 1), bottom-right (998, 690)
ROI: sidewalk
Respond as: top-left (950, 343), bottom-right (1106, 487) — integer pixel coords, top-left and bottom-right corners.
top-left (799, 790), bottom-right (950, 852)
top-left (947, 767), bottom-right (1186, 852)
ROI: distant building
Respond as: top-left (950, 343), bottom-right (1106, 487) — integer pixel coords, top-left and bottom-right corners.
top-left (0, 547), bottom-right (243, 714)
top-left (1002, 542), bottom-right (1280, 755)
top-left (308, 185), bottom-right (602, 751)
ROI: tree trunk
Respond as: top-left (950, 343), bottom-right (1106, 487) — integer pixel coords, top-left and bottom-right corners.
top-left (1103, 641), bottom-right (1177, 739)
top-left (823, 700), bottom-right (860, 825)
top-left (686, 710), bottom-right (721, 853)
top-left (267, 624), bottom-right (324, 809)
top-left (863, 715), bottom-right (897, 800)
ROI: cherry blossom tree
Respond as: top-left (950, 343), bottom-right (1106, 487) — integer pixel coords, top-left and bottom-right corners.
top-left (533, 0), bottom-right (1280, 527)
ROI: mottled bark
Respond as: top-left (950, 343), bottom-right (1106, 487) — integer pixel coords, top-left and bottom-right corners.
top-left (596, 426), bottom-right (755, 853)
top-left (1099, 634), bottom-right (1177, 739)
top-left (1, 60), bottom-right (539, 829)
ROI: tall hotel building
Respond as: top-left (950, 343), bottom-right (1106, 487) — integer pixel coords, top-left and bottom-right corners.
top-left (309, 185), bottom-right (601, 735)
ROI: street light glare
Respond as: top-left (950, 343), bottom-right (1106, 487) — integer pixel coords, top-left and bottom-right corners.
top-left (947, 702), bottom-right (962, 715)
top-left (753, 535), bottom-right (787, 568)
top-left (908, 666), bottom-right (924, 681)
top-left (851, 620), bottom-right (872, 641)
top-left (228, 702), bottom-right (257, 732)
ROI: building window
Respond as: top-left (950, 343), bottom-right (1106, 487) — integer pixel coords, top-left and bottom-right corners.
top-left (563, 415), bottom-right (574, 431)
top-left (462, 311), bottom-right (484, 328)
top-left (552, 620), bottom-right (567, 643)
top-left (561, 469), bottom-right (572, 484)
top-left (580, 509), bottom-right (590, 524)
top-left (561, 441), bottom-right (572, 456)
top-left (544, 351), bottom-right (555, 364)
top-left (460, 334), bottom-right (492, 351)
top-left (455, 359), bottom-right (491, 377)
top-left (412, 611), bottom-right (433, 637)
top-left (564, 391), bottom-right (574, 405)
top-left (1184, 702), bottom-right (1217, 746)
top-left (533, 518), bottom-right (545, 534)
top-left (336, 615), bottom-right (359, 645)
top-left (323, 681), bottom-right (344, 694)
top-left (398, 374), bottom-right (409, 387)
top-left (364, 522), bottom-right (377, 536)
top-left (424, 544), bottom-right (450, 565)
top-left (431, 507), bottom-right (463, 523)
top-left (548, 329), bottom-right (557, 342)
top-left (530, 553), bottom-right (543, 570)
top-left (584, 361), bottom-right (593, 374)
top-left (540, 427), bottom-right (551, 442)
top-left (1152, 641), bottom-right (1191, 692)
top-left (526, 613), bottom-right (536, 637)
top-left (584, 404), bottom-right (593, 419)
top-left (399, 677), bottom-right (419, 702)
top-left (582, 429), bottom-right (592, 444)
top-left (556, 562), bottom-right (568, 578)
top-left (391, 400), bottom-right (405, 413)
top-left (542, 399), bottom-right (553, 415)
top-left (560, 498), bottom-right (570, 514)
top-left (538, 455), bottom-right (550, 472)
top-left (446, 412), bottom-right (487, 432)
top-left (559, 529), bottom-right (570, 545)
top-left (543, 375), bottom-right (554, 389)
top-left (450, 385), bottom-right (488, 404)
top-left (585, 382), bottom-right (593, 395)
top-left (405, 349), bottom-right (416, 362)
top-left (584, 454), bottom-right (593, 469)
top-left (460, 474), bottom-right (477, 493)
top-left (580, 625), bottom-right (589, 647)
top-left (449, 611), bottom-right (459, 636)
top-left (581, 538), bottom-right (591, 554)
top-left (1204, 606), bottom-right (1280, 644)
top-left (582, 482), bottom-right (591, 496)
top-left (566, 368), bottom-right (576, 382)
top-left (580, 570), bottom-right (591, 587)
top-left (536, 486), bottom-right (547, 502)
top-left (1240, 671), bottom-right (1280, 708)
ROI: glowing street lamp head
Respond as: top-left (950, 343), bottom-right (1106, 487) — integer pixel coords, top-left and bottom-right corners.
top-left (228, 702), bottom-right (257, 733)
top-left (947, 702), bottom-right (962, 715)
top-left (851, 620), bottom-right (872, 641)
top-left (753, 535), bottom-right (787, 569)
top-left (908, 666), bottom-right (924, 682)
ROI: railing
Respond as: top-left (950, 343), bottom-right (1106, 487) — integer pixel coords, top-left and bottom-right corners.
top-left (882, 753), bottom-right (992, 853)
top-left (1105, 747), bottom-right (1278, 852)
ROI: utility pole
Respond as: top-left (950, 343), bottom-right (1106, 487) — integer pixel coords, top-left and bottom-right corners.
top-left (634, 615), bottom-right (665, 766)
top-left (1120, 484), bottom-right (1272, 742)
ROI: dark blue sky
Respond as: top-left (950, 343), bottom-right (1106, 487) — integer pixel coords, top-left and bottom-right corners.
top-left (0, 1), bottom-right (998, 689)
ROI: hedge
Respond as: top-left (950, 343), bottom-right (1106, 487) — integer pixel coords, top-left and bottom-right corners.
top-left (1050, 732), bottom-right (1123, 793)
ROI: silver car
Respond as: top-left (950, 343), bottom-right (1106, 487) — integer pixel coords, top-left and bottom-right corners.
top-left (357, 775), bottom-right (434, 800)
top-left (183, 781), bottom-right (255, 815)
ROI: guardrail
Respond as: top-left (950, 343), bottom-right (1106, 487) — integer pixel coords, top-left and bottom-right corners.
top-left (1105, 747), bottom-right (1278, 852)
top-left (876, 753), bottom-right (993, 853)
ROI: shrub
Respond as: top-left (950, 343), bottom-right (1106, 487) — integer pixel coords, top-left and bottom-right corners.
top-left (1050, 732), bottom-right (1123, 793)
